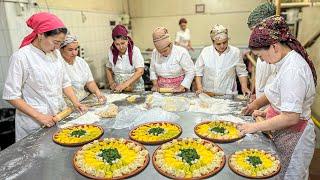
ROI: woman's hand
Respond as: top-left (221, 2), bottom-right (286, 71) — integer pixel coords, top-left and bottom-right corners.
top-left (110, 82), bottom-right (117, 91)
top-left (115, 83), bottom-right (128, 92)
top-left (151, 84), bottom-right (160, 92)
top-left (252, 110), bottom-right (266, 118)
top-left (96, 93), bottom-right (106, 104)
top-left (195, 87), bottom-right (203, 95)
top-left (74, 103), bottom-right (88, 115)
top-left (242, 87), bottom-right (252, 97)
top-left (242, 101), bottom-right (259, 115)
top-left (174, 85), bottom-right (186, 93)
top-left (35, 113), bottom-right (56, 127)
top-left (238, 123), bottom-right (259, 135)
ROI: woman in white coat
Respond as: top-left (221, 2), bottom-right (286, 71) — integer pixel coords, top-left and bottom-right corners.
top-left (241, 16), bottom-right (317, 180)
top-left (2, 12), bottom-right (87, 141)
top-left (60, 34), bottom-right (106, 103)
top-left (195, 24), bottom-right (251, 95)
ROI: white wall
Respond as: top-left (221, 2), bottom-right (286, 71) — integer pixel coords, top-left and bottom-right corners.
top-left (129, 0), bottom-right (265, 50)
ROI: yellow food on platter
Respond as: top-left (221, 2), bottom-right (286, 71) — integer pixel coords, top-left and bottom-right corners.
top-left (130, 122), bottom-right (182, 144)
top-left (195, 121), bottom-right (243, 142)
top-left (229, 149), bottom-right (281, 178)
top-left (74, 138), bottom-right (149, 179)
top-left (153, 138), bottom-right (225, 179)
top-left (53, 125), bottom-right (103, 145)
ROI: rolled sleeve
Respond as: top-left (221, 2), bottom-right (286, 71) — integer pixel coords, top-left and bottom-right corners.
top-left (195, 51), bottom-right (205, 77)
top-left (280, 68), bottom-right (306, 114)
top-left (2, 54), bottom-right (25, 100)
top-left (149, 50), bottom-right (158, 80)
top-left (106, 51), bottom-right (113, 69)
top-left (85, 62), bottom-right (94, 82)
top-left (133, 47), bottom-right (145, 68)
top-left (179, 51), bottom-right (195, 89)
top-left (62, 64), bottom-right (72, 88)
top-left (236, 50), bottom-right (248, 77)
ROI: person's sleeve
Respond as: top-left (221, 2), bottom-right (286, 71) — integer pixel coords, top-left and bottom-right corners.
top-left (195, 50), bottom-right (205, 76)
top-left (236, 49), bottom-right (248, 77)
top-left (150, 50), bottom-right (158, 80)
top-left (2, 54), bottom-right (25, 100)
top-left (61, 63), bottom-right (72, 88)
top-left (280, 68), bottom-right (307, 114)
top-left (106, 50), bottom-right (113, 68)
top-left (84, 60), bottom-right (94, 82)
top-left (179, 50), bottom-right (195, 89)
top-left (132, 47), bottom-right (145, 68)
top-left (175, 32), bottom-right (180, 43)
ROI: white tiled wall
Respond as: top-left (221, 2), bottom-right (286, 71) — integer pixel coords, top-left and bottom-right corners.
top-left (0, 1), bottom-right (122, 98)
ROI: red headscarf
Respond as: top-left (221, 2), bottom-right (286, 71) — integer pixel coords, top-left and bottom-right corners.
top-left (249, 15), bottom-right (317, 85)
top-left (20, 12), bottom-right (65, 48)
top-left (111, 25), bottom-right (134, 65)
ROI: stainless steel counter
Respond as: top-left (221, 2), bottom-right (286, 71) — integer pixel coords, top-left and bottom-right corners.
top-left (0, 93), bottom-right (280, 180)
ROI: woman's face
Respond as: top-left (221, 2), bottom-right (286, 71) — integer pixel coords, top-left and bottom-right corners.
top-left (157, 43), bottom-right (172, 57)
top-left (179, 23), bottom-right (187, 31)
top-left (252, 44), bottom-right (282, 64)
top-left (114, 38), bottom-right (128, 54)
top-left (39, 33), bottom-right (66, 53)
top-left (213, 38), bottom-right (228, 54)
top-left (60, 42), bottom-right (79, 63)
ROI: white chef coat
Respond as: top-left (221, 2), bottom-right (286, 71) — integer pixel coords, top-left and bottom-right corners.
top-left (107, 45), bottom-right (145, 74)
top-left (107, 45), bottom-right (145, 91)
top-left (195, 45), bottom-right (248, 94)
top-left (175, 28), bottom-right (191, 48)
top-left (150, 45), bottom-right (195, 89)
top-left (255, 57), bottom-right (276, 98)
top-left (264, 50), bottom-right (316, 179)
top-left (2, 44), bottom-right (71, 141)
top-left (264, 50), bottom-right (316, 119)
top-left (63, 56), bottom-right (94, 91)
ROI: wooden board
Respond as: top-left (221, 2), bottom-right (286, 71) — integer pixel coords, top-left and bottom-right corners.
top-left (194, 121), bottom-right (245, 143)
top-left (228, 151), bottom-right (281, 179)
top-left (152, 138), bottom-right (226, 179)
top-left (129, 121), bottom-right (182, 145)
top-left (52, 124), bottom-right (104, 147)
top-left (73, 139), bottom-right (150, 180)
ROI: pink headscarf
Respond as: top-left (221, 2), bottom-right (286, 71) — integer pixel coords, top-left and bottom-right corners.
top-left (111, 25), bottom-right (134, 65)
top-left (20, 12), bottom-right (65, 48)
top-left (152, 27), bottom-right (171, 50)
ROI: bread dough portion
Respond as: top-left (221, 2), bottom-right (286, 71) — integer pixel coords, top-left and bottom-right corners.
top-left (126, 95), bottom-right (140, 103)
top-left (97, 104), bottom-right (119, 118)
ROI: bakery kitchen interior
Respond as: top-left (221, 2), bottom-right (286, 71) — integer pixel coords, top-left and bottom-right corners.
top-left (0, 0), bottom-right (320, 179)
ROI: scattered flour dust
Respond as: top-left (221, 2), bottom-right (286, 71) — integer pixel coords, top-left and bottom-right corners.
top-left (188, 98), bottom-right (235, 114)
top-left (58, 111), bottom-right (101, 128)
top-left (103, 93), bottom-right (129, 103)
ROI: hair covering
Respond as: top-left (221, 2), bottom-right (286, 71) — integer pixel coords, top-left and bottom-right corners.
top-left (20, 12), bottom-right (65, 48)
top-left (152, 27), bottom-right (172, 50)
top-left (111, 25), bottom-right (134, 65)
top-left (60, 34), bottom-right (78, 48)
top-left (210, 24), bottom-right (228, 41)
top-left (249, 15), bottom-right (317, 85)
top-left (247, 2), bottom-right (276, 29)
top-left (179, 18), bottom-right (187, 25)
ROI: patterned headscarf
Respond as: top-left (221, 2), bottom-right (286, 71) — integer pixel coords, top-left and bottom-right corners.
top-left (111, 25), bottom-right (134, 65)
top-left (249, 15), bottom-right (317, 85)
top-left (210, 24), bottom-right (228, 41)
top-left (247, 2), bottom-right (276, 29)
top-left (60, 34), bottom-right (78, 48)
top-left (152, 27), bottom-right (172, 50)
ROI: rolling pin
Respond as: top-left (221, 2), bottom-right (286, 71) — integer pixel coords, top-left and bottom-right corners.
top-left (53, 107), bottom-right (73, 122)
top-left (159, 88), bottom-right (174, 93)
top-left (256, 116), bottom-right (273, 139)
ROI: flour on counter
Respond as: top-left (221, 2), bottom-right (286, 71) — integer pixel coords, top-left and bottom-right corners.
top-left (188, 98), bottom-right (237, 114)
top-left (58, 111), bottom-right (101, 128)
top-left (201, 114), bottom-right (245, 124)
top-left (103, 93), bottom-right (129, 103)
